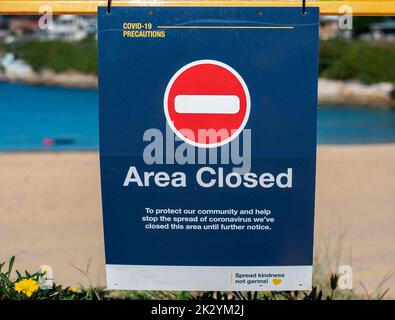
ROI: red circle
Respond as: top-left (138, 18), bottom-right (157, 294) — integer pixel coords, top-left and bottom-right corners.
top-left (165, 61), bottom-right (249, 147)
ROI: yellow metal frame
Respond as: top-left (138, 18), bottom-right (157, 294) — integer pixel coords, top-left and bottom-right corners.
top-left (0, 0), bottom-right (394, 15)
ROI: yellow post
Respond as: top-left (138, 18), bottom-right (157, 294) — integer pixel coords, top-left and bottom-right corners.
top-left (0, 0), bottom-right (394, 15)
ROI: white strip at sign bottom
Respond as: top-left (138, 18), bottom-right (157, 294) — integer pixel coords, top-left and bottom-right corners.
top-left (106, 265), bottom-right (312, 291)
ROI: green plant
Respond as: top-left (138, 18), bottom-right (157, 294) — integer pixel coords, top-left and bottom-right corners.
top-left (319, 39), bottom-right (395, 84)
top-left (3, 38), bottom-right (395, 85)
top-left (0, 254), bottom-right (390, 300)
top-left (5, 38), bottom-right (97, 74)
top-left (0, 256), bottom-right (101, 300)
top-left (352, 17), bottom-right (387, 37)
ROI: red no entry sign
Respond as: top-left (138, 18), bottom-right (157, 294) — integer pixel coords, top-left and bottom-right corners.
top-left (164, 60), bottom-right (251, 148)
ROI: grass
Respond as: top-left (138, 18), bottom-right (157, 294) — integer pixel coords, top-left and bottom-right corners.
top-left (2, 223), bottom-right (392, 300)
top-left (313, 223), bottom-right (395, 300)
top-left (1, 240), bottom-right (391, 300)
top-left (0, 255), bottom-right (340, 300)
top-left (107, 225), bottom-right (391, 300)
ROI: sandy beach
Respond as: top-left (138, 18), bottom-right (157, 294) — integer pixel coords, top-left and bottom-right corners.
top-left (0, 145), bottom-right (394, 296)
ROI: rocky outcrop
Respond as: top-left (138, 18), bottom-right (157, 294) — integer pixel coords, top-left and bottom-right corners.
top-left (0, 68), bottom-right (97, 89)
top-left (318, 79), bottom-right (395, 108)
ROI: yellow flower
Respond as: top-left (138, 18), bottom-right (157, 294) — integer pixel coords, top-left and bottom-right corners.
top-left (68, 287), bottom-right (79, 293)
top-left (14, 278), bottom-right (39, 298)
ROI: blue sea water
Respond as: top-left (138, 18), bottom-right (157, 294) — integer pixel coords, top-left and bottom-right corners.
top-left (0, 83), bottom-right (98, 151)
top-left (0, 82), bottom-right (395, 151)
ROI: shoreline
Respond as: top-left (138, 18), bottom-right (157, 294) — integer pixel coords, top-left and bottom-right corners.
top-left (1, 142), bottom-right (395, 153)
top-left (1, 71), bottom-right (394, 109)
top-left (0, 142), bottom-right (395, 154)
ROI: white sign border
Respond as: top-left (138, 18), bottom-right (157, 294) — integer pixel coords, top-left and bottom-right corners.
top-left (106, 265), bottom-right (312, 291)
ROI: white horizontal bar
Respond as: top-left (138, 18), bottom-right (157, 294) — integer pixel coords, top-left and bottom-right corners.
top-left (106, 265), bottom-right (312, 291)
top-left (175, 95), bottom-right (240, 114)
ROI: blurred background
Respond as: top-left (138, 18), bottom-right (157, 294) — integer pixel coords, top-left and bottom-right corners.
top-left (0, 15), bottom-right (394, 298)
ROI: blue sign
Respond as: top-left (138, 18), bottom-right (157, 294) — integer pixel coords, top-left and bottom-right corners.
top-left (99, 6), bottom-right (319, 291)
